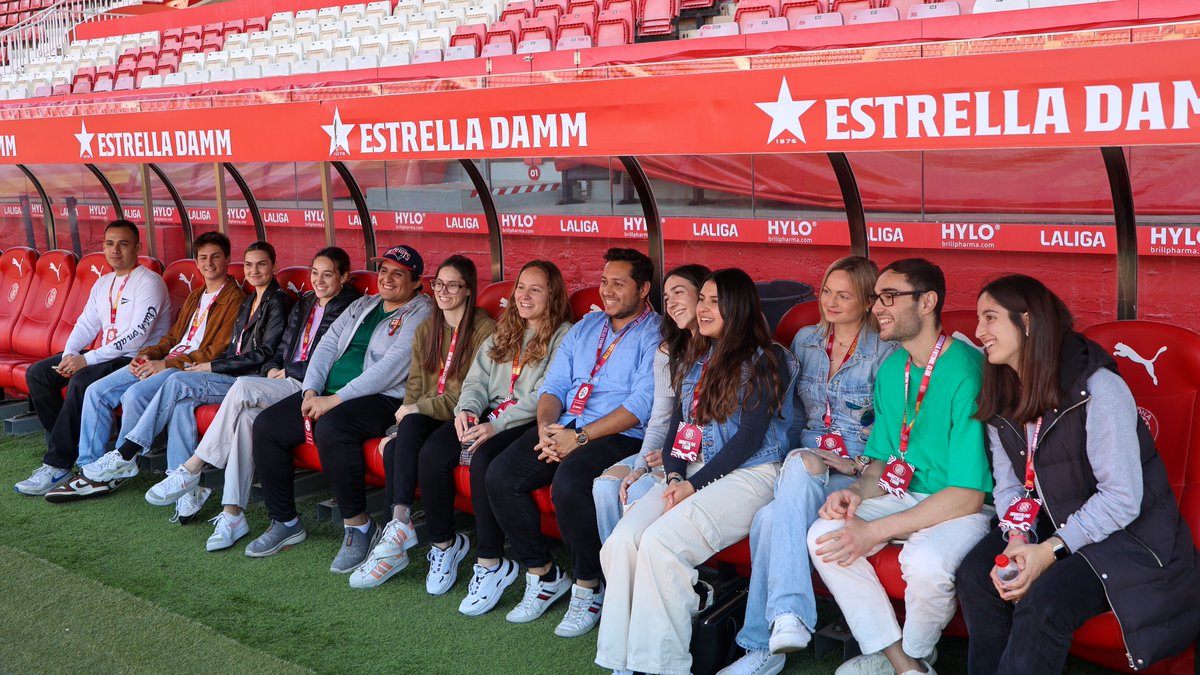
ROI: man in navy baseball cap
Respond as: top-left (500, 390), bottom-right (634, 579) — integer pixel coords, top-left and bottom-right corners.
top-left (371, 245), bottom-right (423, 276)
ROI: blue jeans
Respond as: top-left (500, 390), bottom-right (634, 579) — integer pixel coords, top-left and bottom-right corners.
top-left (122, 370), bottom-right (237, 470)
top-left (736, 450), bottom-right (856, 651)
top-left (77, 366), bottom-right (180, 466)
top-left (593, 453), bottom-right (661, 544)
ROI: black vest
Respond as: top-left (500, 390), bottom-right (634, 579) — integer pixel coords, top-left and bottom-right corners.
top-left (989, 333), bottom-right (1200, 670)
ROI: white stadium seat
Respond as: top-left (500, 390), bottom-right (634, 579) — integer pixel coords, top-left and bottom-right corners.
top-left (234, 64), bottom-right (263, 80)
top-left (139, 73), bottom-right (164, 88)
top-left (261, 62), bottom-right (291, 77)
top-left (347, 53), bottom-right (380, 69)
top-left (252, 45), bottom-right (278, 66)
top-left (333, 36), bottom-right (361, 58)
top-left (379, 51), bottom-right (412, 67)
top-left (318, 56), bottom-right (350, 71)
top-left (972, 0), bottom-right (1030, 11)
top-left (292, 59), bottom-right (320, 74)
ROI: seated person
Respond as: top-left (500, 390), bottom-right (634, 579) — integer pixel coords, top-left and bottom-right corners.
top-left (145, 247), bottom-right (360, 551)
top-left (346, 255), bottom-right (495, 587)
top-left (956, 275), bottom-right (1200, 674)
top-left (43, 231), bottom-right (244, 503)
top-left (16, 219), bottom-right (169, 496)
top-left (595, 268), bottom-right (798, 675)
top-left (242, 244), bottom-right (432, 573)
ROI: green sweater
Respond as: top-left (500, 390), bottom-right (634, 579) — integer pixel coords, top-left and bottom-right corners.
top-left (454, 322), bottom-right (572, 432)
top-left (403, 312), bottom-right (495, 421)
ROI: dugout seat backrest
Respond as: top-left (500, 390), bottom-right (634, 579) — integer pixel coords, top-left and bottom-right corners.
top-left (568, 286), bottom-right (602, 322)
top-left (163, 258), bottom-right (198, 322)
top-left (940, 309), bottom-right (983, 350)
top-left (9, 249), bottom-right (76, 358)
top-left (0, 247), bottom-right (38, 352)
top-left (138, 255), bottom-right (164, 274)
top-left (276, 266), bottom-right (312, 301)
top-left (477, 279), bottom-right (514, 320)
top-left (773, 300), bottom-right (820, 346)
top-left (50, 252), bottom-right (109, 353)
top-left (349, 270), bottom-right (379, 296)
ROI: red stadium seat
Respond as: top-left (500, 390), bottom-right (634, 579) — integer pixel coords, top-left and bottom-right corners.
top-left (222, 19), bottom-right (244, 37)
top-left (163, 258), bottom-right (199, 321)
top-left (568, 286), bottom-right (602, 321)
top-left (735, 0), bottom-right (780, 27)
top-left (201, 34), bottom-right (225, 53)
top-left (450, 23), bottom-right (488, 54)
top-left (558, 11), bottom-right (595, 38)
top-left (485, 19), bottom-right (522, 48)
top-left (180, 36), bottom-right (202, 54)
top-left (638, 0), bottom-right (678, 36)
top-left (182, 24), bottom-right (202, 42)
top-left (50, 83), bottom-right (70, 96)
top-left (594, 7), bottom-right (633, 46)
top-left (138, 256), bottom-right (164, 275)
top-left (500, 0), bottom-right (535, 21)
top-left (113, 74), bottom-right (135, 91)
top-left (195, 402), bottom-right (220, 435)
top-left (940, 309), bottom-right (982, 350)
top-left (348, 270), bottom-right (378, 296)
top-left (520, 14), bottom-right (558, 42)
top-left (245, 16), bottom-right (268, 33)
top-left (781, 0), bottom-right (823, 21)
top-left (831, 0), bottom-right (870, 19)
top-left (477, 279), bottom-right (514, 320)
top-left (566, 0), bottom-right (600, 15)
top-left (0, 247), bottom-right (38, 355)
top-left (534, 0), bottom-right (567, 19)
top-left (276, 266), bottom-right (311, 300)
top-left (227, 263), bottom-right (251, 294)
top-left (0, 250), bottom-right (76, 388)
top-left (773, 300), bottom-right (820, 345)
top-left (117, 46), bottom-right (139, 69)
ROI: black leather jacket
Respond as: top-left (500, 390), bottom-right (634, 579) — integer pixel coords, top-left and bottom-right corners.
top-left (261, 284), bottom-right (361, 381)
top-left (211, 280), bottom-right (290, 375)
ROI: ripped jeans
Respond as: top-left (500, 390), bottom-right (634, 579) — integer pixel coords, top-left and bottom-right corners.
top-left (592, 452), bottom-right (663, 544)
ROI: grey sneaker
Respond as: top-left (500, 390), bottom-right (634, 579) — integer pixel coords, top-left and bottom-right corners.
top-left (81, 450), bottom-right (139, 483)
top-left (330, 520), bottom-right (382, 574)
top-left (145, 467), bottom-right (201, 507)
top-left (245, 519), bottom-right (308, 558)
top-left (14, 464), bottom-right (72, 496)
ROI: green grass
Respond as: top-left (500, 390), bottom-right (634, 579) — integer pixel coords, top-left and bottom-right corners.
top-left (0, 432), bottom-right (1118, 674)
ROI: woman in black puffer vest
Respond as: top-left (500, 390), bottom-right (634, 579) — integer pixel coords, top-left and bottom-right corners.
top-left (956, 274), bottom-right (1200, 674)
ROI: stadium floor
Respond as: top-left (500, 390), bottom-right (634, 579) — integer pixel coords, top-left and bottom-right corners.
top-left (0, 431), bottom-right (1117, 674)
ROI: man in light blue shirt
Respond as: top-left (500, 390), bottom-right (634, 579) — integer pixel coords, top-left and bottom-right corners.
top-left (485, 248), bottom-right (660, 639)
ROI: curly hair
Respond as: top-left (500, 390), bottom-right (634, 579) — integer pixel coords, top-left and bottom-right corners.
top-left (488, 260), bottom-right (572, 367)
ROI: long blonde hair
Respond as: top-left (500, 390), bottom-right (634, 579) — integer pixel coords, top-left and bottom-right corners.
top-left (816, 255), bottom-right (880, 337)
top-left (488, 260), bottom-right (572, 367)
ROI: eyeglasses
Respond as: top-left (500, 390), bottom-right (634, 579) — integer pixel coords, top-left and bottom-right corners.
top-left (431, 279), bottom-right (467, 294)
top-left (869, 289), bottom-right (926, 307)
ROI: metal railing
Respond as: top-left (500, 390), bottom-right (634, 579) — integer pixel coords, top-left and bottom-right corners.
top-left (0, 0), bottom-right (141, 73)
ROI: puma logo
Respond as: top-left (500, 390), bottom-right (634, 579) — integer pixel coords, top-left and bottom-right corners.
top-left (287, 281), bottom-right (305, 295)
top-left (499, 298), bottom-right (509, 309)
top-left (179, 273), bottom-right (194, 291)
top-left (952, 331), bottom-right (983, 352)
top-left (11, 258), bottom-right (23, 276)
top-left (1113, 342), bottom-right (1167, 386)
top-left (90, 264), bottom-right (103, 279)
top-left (48, 261), bottom-right (62, 281)
top-left (589, 303), bottom-right (602, 313)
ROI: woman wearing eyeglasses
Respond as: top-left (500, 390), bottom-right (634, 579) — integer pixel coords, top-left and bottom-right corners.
top-left (348, 254), bottom-right (495, 588)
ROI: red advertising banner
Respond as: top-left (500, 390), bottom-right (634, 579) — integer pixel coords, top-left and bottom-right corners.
top-left (0, 41), bottom-right (1198, 164)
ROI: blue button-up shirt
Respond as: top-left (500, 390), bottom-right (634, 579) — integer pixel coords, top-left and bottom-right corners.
top-left (538, 308), bottom-right (662, 439)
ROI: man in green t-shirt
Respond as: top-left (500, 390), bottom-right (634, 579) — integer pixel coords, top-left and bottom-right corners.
top-left (806, 259), bottom-right (993, 675)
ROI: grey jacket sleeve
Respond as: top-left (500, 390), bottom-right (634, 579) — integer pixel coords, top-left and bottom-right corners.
top-left (635, 347), bottom-right (676, 469)
top-left (302, 297), bottom-right (366, 394)
top-left (337, 299), bottom-right (433, 402)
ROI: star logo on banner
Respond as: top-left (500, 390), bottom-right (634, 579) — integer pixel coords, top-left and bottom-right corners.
top-left (321, 108), bottom-right (353, 156)
top-left (755, 79), bottom-right (817, 144)
top-left (75, 121), bottom-right (95, 158)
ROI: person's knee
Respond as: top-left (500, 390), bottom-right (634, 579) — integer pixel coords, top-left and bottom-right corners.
top-left (750, 500), bottom-right (775, 538)
top-left (899, 542), bottom-right (956, 593)
top-left (551, 465), bottom-right (590, 509)
top-left (806, 518), bottom-right (839, 554)
top-left (1011, 591), bottom-right (1078, 636)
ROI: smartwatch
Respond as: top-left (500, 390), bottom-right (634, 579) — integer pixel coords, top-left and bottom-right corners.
top-left (575, 428), bottom-right (590, 446)
top-left (1051, 536), bottom-right (1071, 561)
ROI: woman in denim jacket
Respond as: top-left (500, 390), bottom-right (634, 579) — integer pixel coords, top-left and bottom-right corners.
top-left (723, 256), bottom-right (897, 675)
top-left (595, 268), bottom-right (798, 675)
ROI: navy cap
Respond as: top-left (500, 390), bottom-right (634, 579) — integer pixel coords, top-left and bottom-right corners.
top-left (371, 245), bottom-right (423, 275)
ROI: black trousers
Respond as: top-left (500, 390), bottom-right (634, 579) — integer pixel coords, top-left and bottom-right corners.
top-left (956, 527), bottom-right (1110, 675)
top-left (251, 391), bottom-right (399, 522)
top-left (486, 426), bottom-right (640, 582)
top-left (382, 412), bottom-right (443, 509)
top-left (30, 352), bottom-right (132, 470)
top-left (417, 418), bottom-right (534, 557)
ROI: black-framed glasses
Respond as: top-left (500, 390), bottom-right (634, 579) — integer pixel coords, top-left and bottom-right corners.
top-left (869, 289), bottom-right (926, 307)
top-left (432, 279), bottom-right (467, 294)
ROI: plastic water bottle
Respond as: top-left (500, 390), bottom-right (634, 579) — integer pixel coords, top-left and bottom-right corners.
top-left (995, 554), bottom-right (1020, 583)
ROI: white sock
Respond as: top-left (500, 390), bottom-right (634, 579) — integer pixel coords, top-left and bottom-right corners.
top-left (348, 522), bottom-right (371, 534)
top-left (282, 517), bottom-right (300, 528)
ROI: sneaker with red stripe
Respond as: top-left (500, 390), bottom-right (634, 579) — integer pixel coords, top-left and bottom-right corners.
top-left (349, 519), bottom-right (417, 589)
top-left (505, 569), bottom-right (571, 624)
top-left (554, 583), bottom-right (604, 637)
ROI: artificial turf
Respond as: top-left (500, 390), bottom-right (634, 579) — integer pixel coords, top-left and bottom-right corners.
top-left (0, 431), bottom-right (1118, 674)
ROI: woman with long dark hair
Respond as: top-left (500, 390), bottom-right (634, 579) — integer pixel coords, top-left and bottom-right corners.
top-left (956, 274), bottom-right (1200, 674)
top-left (592, 264), bottom-right (710, 543)
top-left (349, 254), bottom-right (495, 588)
top-left (595, 268), bottom-right (798, 675)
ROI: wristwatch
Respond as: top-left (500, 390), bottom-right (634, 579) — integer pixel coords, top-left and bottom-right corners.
top-left (575, 428), bottom-right (590, 446)
top-left (1051, 536), bottom-right (1071, 561)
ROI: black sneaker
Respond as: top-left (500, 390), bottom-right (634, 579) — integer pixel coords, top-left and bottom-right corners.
top-left (44, 474), bottom-right (122, 503)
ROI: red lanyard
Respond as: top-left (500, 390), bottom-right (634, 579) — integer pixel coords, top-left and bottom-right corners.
top-left (823, 329), bottom-right (859, 428)
top-left (298, 303), bottom-right (321, 361)
top-left (1021, 417), bottom-right (1045, 494)
top-left (507, 346), bottom-right (525, 398)
top-left (108, 272), bottom-right (131, 326)
top-left (436, 326), bottom-right (460, 395)
top-left (898, 334), bottom-right (948, 458)
top-left (182, 282), bottom-right (225, 345)
top-left (590, 305), bottom-right (652, 381)
top-left (687, 359), bottom-right (709, 423)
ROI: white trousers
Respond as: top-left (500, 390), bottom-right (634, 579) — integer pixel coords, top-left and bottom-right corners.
top-left (807, 492), bottom-right (992, 657)
top-left (596, 462), bottom-right (779, 675)
top-left (192, 376), bottom-right (302, 509)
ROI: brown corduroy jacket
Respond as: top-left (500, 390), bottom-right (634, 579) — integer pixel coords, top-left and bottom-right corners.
top-left (139, 276), bottom-right (245, 369)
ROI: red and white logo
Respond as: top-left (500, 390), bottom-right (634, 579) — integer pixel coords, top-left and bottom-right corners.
top-left (1018, 500), bottom-right (1032, 513)
top-left (321, 107), bottom-right (353, 157)
top-left (48, 261), bottom-right (63, 281)
top-left (7, 282), bottom-right (17, 303)
top-left (89, 264), bottom-right (104, 279)
top-left (893, 463), bottom-right (907, 476)
top-left (45, 288), bottom-right (57, 308)
top-left (75, 121), bottom-right (95, 158)
top-left (1113, 342), bottom-right (1167, 386)
top-left (684, 428), bottom-right (697, 440)
top-left (10, 257), bottom-right (23, 276)
top-left (1137, 406), bottom-right (1160, 440)
top-left (755, 79), bottom-right (817, 145)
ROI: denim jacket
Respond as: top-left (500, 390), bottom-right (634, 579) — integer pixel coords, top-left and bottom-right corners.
top-left (676, 344), bottom-right (799, 472)
top-left (790, 324), bottom-right (896, 457)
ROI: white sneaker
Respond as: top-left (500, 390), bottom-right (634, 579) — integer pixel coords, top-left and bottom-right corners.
top-left (505, 569), bottom-right (571, 624)
top-left (170, 486), bottom-right (212, 525)
top-left (554, 583), bottom-right (604, 637)
top-left (836, 648), bottom-right (938, 675)
top-left (458, 558), bottom-right (520, 617)
top-left (425, 532), bottom-right (470, 596)
top-left (348, 519), bottom-right (418, 589)
top-left (899, 662), bottom-right (937, 675)
top-left (768, 614), bottom-right (811, 654)
top-left (145, 467), bottom-right (201, 507)
top-left (14, 464), bottom-right (71, 496)
top-left (206, 512), bottom-right (250, 551)
top-left (81, 450), bottom-right (139, 483)
top-left (717, 650), bottom-right (786, 675)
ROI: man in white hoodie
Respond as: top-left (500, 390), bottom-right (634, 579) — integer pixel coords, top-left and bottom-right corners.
top-left (15, 220), bottom-right (170, 496)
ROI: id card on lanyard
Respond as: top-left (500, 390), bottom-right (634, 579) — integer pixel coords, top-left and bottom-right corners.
top-left (817, 330), bottom-right (858, 459)
top-left (167, 283), bottom-right (225, 359)
top-left (297, 303), bottom-right (321, 362)
top-left (567, 306), bottom-right (652, 416)
top-left (670, 360), bottom-right (708, 462)
top-left (105, 273), bottom-right (132, 345)
top-left (879, 334), bottom-right (947, 498)
top-left (436, 327), bottom-right (460, 395)
top-left (489, 347), bottom-right (524, 422)
top-left (999, 417), bottom-right (1044, 537)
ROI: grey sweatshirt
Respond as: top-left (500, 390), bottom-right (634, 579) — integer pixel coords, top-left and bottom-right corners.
top-left (302, 293), bottom-right (433, 402)
top-left (989, 368), bottom-right (1144, 554)
top-left (455, 322), bottom-right (571, 432)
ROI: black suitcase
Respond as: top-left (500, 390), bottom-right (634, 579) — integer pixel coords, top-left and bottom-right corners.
top-left (690, 578), bottom-right (750, 675)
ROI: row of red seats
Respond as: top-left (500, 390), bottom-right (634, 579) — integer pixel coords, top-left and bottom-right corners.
top-left (161, 18), bottom-right (268, 52)
top-left (68, 50), bottom-right (183, 96)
